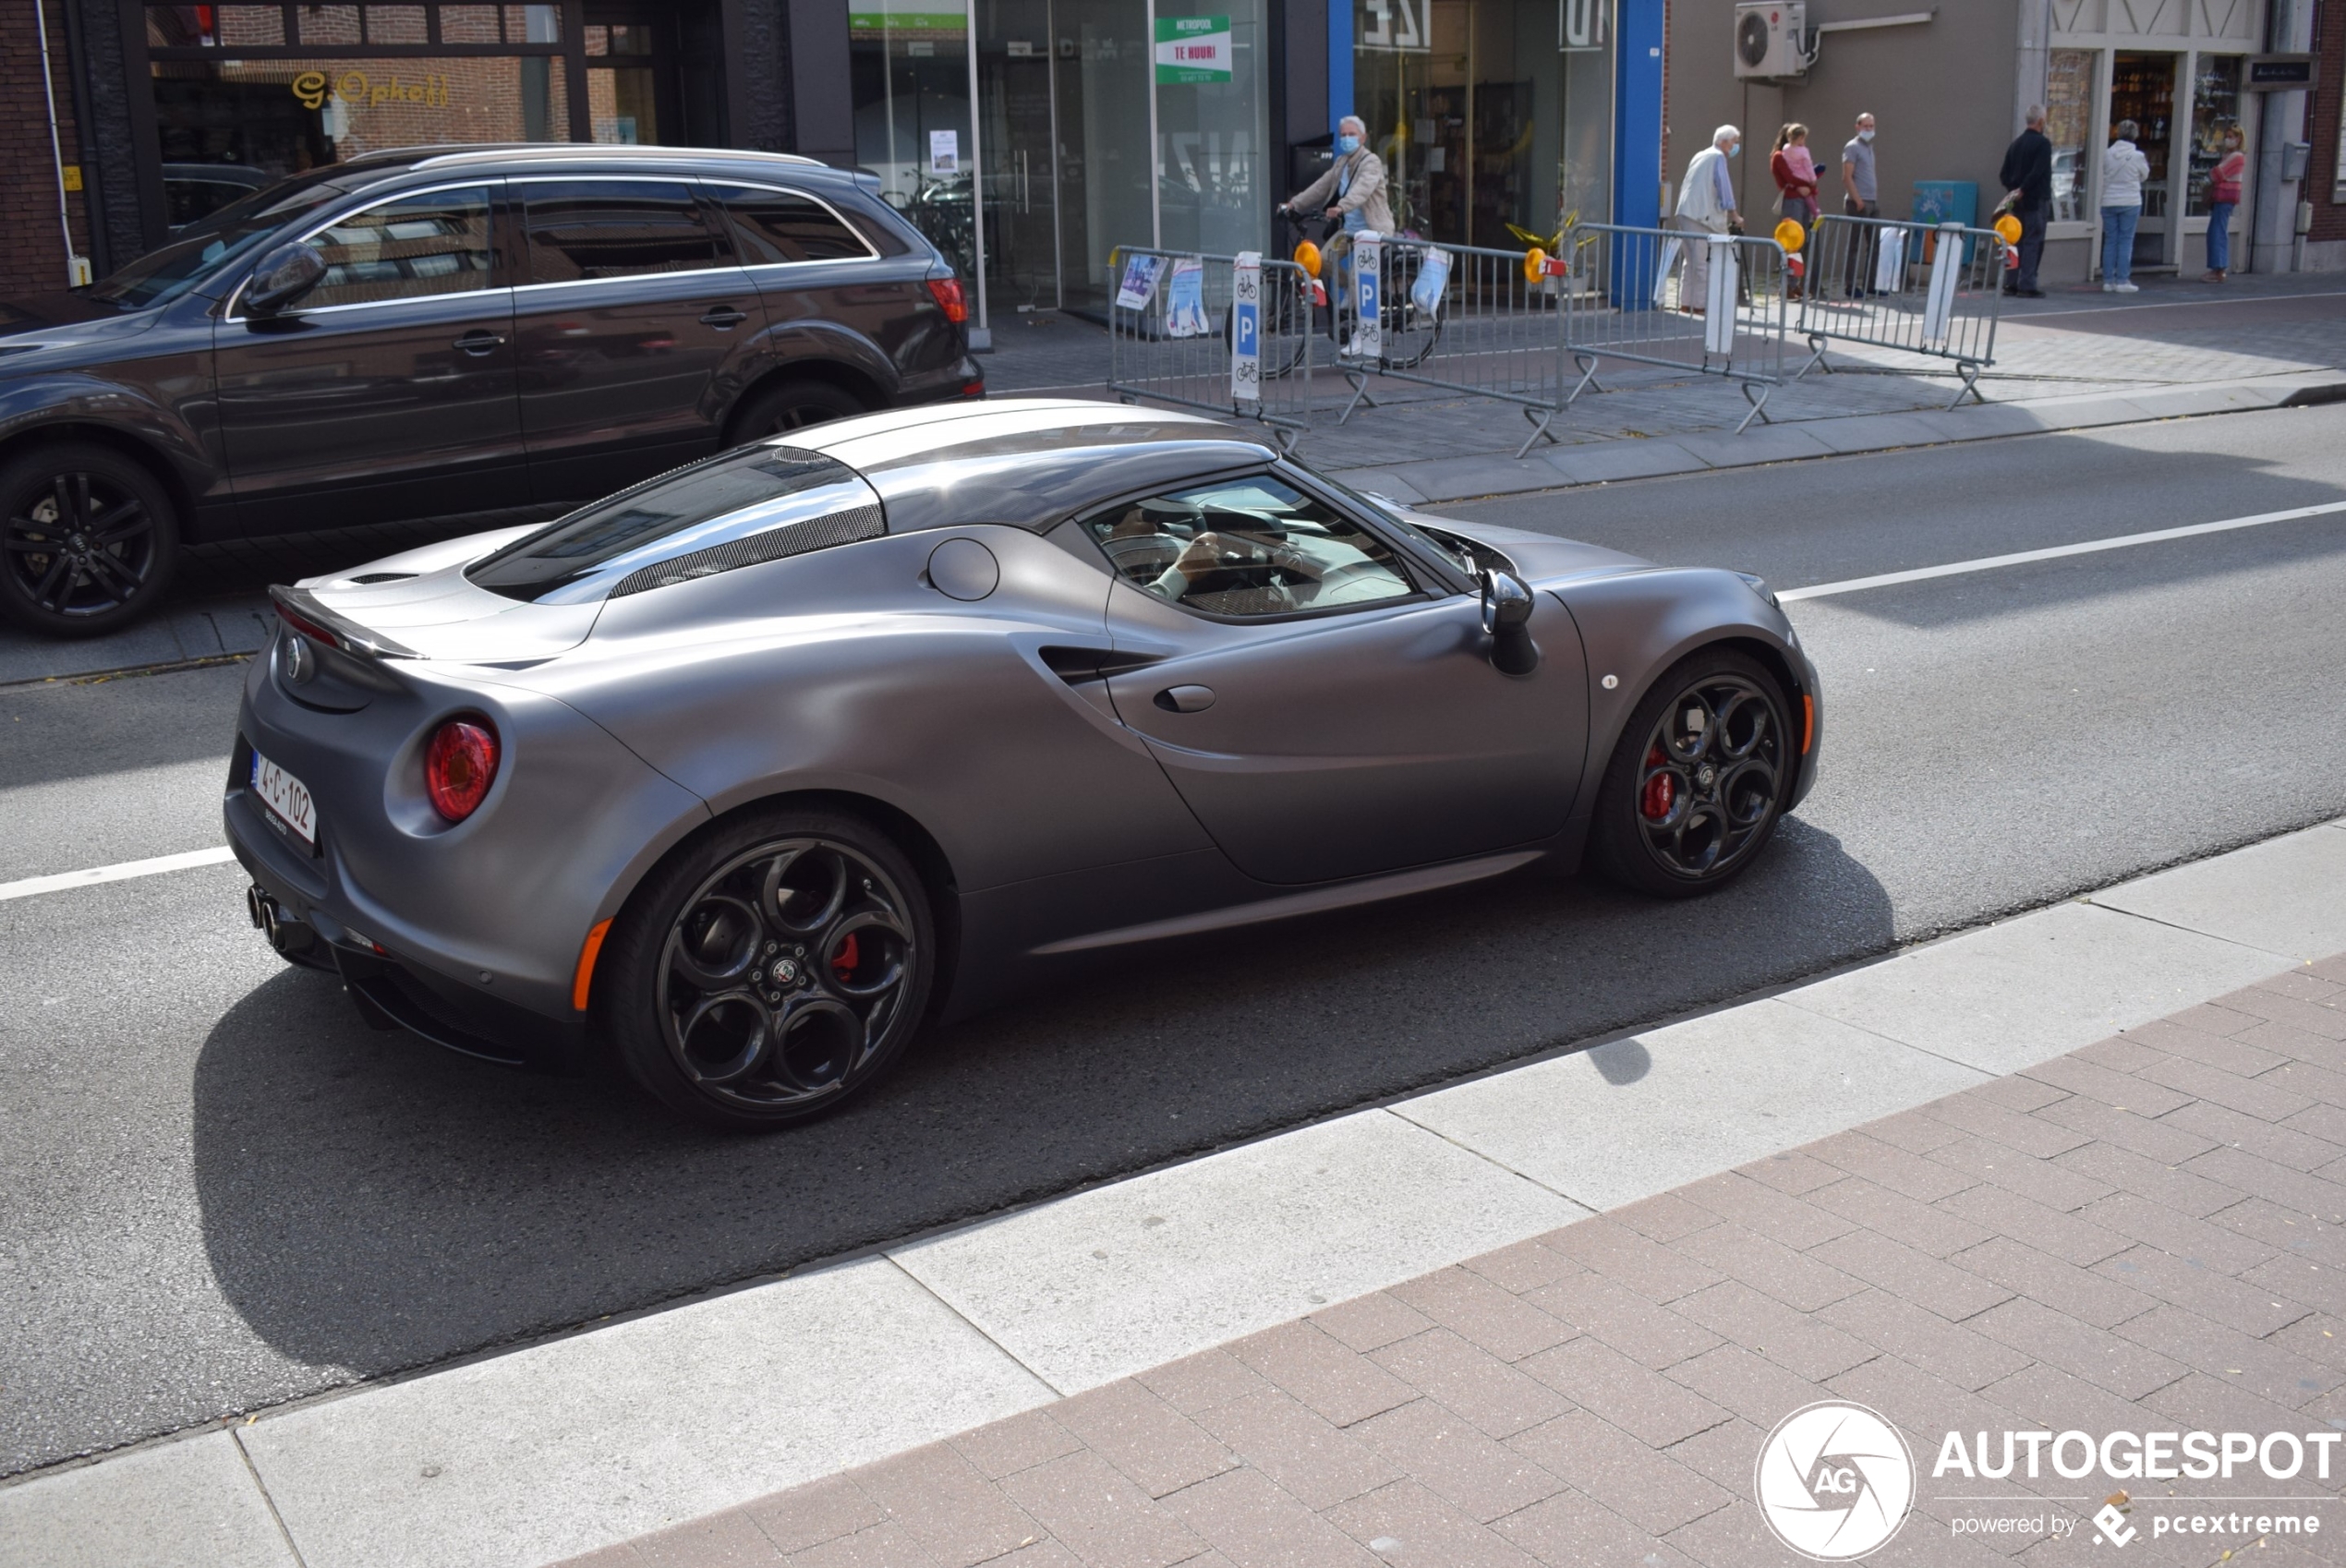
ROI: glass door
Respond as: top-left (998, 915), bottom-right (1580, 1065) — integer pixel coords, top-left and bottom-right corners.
top-left (1058, 0), bottom-right (1151, 313)
top-left (852, 0), bottom-right (980, 283)
top-left (2110, 51), bottom-right (2179, 267)
top-left (978, 0), bottom-right (1062, 317)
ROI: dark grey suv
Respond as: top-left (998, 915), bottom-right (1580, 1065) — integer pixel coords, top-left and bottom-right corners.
top-left (0, 144), bottom-right (982, 636)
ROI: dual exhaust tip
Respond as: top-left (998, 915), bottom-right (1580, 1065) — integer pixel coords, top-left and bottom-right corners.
top-left (246, 885), bottom-right (316, 959)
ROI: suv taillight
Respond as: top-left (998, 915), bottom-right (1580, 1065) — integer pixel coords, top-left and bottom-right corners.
top-left (424, 717), bottom-right (500, 822)
top-left (925, 277), bottom-right (969, 323)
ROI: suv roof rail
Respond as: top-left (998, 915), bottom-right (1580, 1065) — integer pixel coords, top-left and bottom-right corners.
top-left (408, 144), bottom-right (829, 171)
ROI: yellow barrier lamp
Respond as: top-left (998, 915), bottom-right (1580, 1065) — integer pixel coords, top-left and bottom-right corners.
top-left (1993, 213), bottom-right (2023, 247)
top-left (1523, 247), bottom-right (1547, 282)
top-left (1293, 239), bottom-right (1323, 279)
top-left (1773, 218), bottom-right (1806, 253)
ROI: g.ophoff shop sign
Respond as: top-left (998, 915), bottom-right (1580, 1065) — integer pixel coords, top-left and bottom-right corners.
top-left (1755, 1403), bottom-right (2339, 1560)
top-left (292, 70), bottom-right (454, 111)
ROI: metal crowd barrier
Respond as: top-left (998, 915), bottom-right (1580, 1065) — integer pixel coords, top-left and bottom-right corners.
top-left (1555, 221), bottom-right (1793, 434)
top-left (1331, 233), bottom-right (1575, 458)
top-left (1791, 214), bottom-right (2006, 407)
top-left (1104, 247), bottom-right (1316, 449)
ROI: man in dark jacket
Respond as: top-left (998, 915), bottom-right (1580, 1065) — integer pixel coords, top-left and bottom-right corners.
top-left (1999, 106), bottom-right (2053, 296)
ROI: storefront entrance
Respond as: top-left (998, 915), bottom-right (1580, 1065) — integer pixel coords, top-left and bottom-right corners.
top-left (853, 0), bottom-right (1269, 332)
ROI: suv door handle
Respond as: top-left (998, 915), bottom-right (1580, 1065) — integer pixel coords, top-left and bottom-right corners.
top-left (699, 307), bottom-right (750, 329)
top-left (1154, 684), bottom-right (1215, 713)
top-left (453, 330), bottom-right (506, 356)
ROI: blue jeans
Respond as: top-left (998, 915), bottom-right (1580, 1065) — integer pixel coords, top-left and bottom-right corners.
top-left (2207, 201), bottom-right (2234, 272)
top-left (2100, 205), bottom-right (2140, 283)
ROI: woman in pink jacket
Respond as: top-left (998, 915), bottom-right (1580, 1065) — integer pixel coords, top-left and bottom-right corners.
top-left (2204, 127), bottom-right (2246, 283)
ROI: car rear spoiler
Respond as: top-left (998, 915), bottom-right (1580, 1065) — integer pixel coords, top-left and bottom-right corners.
top-left (268, 585), bottom-right (420, 661)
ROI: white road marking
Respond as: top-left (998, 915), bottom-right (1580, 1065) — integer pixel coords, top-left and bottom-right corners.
top-left (0, 845), bottom-right (236, 903)
top-left (1780, 498), bottom-right (2346, 602)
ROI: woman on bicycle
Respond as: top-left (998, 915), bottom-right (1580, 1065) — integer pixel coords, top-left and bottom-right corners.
top-left (1280, 115), bottom-right (1395, 356)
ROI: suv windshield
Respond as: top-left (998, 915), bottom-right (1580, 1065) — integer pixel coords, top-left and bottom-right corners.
top-left (468, 443), bottom-right (886, 604)
top-left (88, 170), bottom-right (383, 309)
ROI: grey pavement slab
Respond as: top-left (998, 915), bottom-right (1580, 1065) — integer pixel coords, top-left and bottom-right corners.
top-left (1393, 1000), bottom-right (1987, 1213)
top-left (1796, 411), bottom-right (1952, 455)
top-left (1778, 899), bottom-right (2297, 1075)
top-left (1538, 438), bottom-right (1710, 484)
top-left (0, 1431), bottom-right (295, 1568)
top-left (1370, 452), bottom-right (1587, 502)
top-left (1662, 424), bottom-right (1837, 470)
top-left (239, 1257), bottom-right (1053, 1568)
top-left (0, 597), bottom-right (269, 688)
top-left (890, 1108), bottom-right (1585, 1398)
top-left (2085, 820), bottom-right (2346, 964)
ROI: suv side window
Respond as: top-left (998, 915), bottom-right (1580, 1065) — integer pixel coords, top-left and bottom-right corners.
top-left (1082, 476), bottom-right (1417, 619)
top-left (711, 185), bottom-right (876, 264)
top-left (300, 186), bottom-right (495, 308)
top-left (521, 179), bottom-right (732, 283)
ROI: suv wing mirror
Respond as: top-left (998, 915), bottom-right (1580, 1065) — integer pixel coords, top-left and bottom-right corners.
top-left (244, 242), bottom-right (327, 317)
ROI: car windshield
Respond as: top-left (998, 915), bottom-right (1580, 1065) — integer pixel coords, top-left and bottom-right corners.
top-left (467, 443), bottom-right (885, 604)
top-left (87, 171), bottom-right (375, 309)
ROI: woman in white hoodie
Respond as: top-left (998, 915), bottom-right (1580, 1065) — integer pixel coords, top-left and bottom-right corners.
top-left (2099, 121), bottom-right (2151, 293)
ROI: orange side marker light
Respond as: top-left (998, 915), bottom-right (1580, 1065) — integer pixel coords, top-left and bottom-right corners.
top-left (573, 918), bottom-right (613, 1011)
top-left (1801, 694), bottom-right (1815, 754)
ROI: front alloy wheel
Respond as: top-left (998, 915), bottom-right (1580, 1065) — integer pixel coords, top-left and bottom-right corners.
top-left (605, 810), bottom-right (934, 1128)
top-left (0, 442), bottom-right (179, 636)
top-left (1592, 649), bottom-right (1792, 897)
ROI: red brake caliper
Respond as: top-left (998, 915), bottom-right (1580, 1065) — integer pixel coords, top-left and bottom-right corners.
top-left (832, 932), bottom-right (860, 982)
top-left (1640, 743), bottom-right (1675, 820)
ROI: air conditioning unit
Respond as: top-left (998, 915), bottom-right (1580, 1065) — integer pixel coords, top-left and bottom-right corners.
top-left (1734, 2), bottom-right (1808, 78)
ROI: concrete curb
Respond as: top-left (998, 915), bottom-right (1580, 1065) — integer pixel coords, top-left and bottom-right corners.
top-left (6, 818), bottom-right (2342, 1568)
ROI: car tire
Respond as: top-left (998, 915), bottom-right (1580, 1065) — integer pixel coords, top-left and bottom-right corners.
top-left (0, 442), bottom-right (181, 637)
top-left (1589, 647), bottom-right (1794, 899)
top-left (729, 379), bottom-right (867, 443)
top-left (597, 805), bottom-right (937, 1131)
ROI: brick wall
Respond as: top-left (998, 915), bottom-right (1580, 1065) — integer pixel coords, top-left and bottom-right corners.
top-left (0, 0), bottom-right (97, 295)
top-left (2312, 0), bottom-right (2345, 243)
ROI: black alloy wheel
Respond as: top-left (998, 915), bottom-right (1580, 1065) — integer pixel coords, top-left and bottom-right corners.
top-left (603, 809), bottom-right (934, 1129)
top-left (0, 442), bottom-right (180, 636)
top-left (729, 380), bottom-right (867, 444)
top-left (1590, 648), bottom-right (1793, 898)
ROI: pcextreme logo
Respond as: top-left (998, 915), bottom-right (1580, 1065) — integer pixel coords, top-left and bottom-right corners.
top-left (1754, 1402), bottom-right (1917, 1560)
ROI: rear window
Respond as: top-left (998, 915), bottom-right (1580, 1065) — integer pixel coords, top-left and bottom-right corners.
top-left (712, 185), bottom-right (876, 264)
top-left (468, 445), bottom-right (885, 604)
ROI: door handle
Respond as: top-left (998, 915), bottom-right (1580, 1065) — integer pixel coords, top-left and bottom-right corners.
top-left (1154, 684), bottom-right (1215, 713)
top-left (453, 330), bottom-right (506, 355)
top-left (699, 307), bottom-right (750, 329)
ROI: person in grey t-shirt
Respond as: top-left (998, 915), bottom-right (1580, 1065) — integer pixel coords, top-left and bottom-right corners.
top-left (1840, 112), bottom-right (1880, 296)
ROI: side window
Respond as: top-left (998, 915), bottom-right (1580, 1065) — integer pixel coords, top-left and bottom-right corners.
top-left (1082, 476), bottom-right (1417, 619)
top-left (712, 185), bottom-right (875, 265)
top-left (522, 180), bottom-right (732, 283)
top-left (300, 186), bottom-right (494, 308)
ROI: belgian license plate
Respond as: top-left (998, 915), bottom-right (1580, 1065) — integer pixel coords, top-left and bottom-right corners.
top-left (250, 750), bottom-right (317, 850)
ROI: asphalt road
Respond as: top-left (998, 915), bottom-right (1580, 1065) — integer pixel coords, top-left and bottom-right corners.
top-left (5, 404), bottom-right (2346, 1478)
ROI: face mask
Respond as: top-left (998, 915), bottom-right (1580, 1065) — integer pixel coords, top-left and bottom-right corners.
top-left (1858, 129), bottom-right (1875, 143)
top-left (1729, 142), bottom-right (1742, 157)
top-left (1337, 134), bottom-right (1361, 156)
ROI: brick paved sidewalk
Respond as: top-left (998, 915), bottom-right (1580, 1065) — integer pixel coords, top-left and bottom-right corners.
top-left (566, 953), bottom-right (2346, 1568)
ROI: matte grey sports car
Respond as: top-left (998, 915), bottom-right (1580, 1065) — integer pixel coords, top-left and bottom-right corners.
top-left (226, 399), bottom-right (1822, 1128)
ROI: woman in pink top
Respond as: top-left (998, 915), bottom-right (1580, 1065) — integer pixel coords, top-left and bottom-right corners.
top-left (1772, 125), bottom-right (1819, 296)
top-left (2204, 127), bottom-right (2246, 283)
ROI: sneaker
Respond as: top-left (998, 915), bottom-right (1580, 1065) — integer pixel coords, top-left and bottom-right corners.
top-left (2113, 282), bottom-right (2139, 293)
top-left (2101, 283), bottom-right (2116, 292)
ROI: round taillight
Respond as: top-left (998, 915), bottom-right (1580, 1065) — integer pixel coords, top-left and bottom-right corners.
top-left (424, 718), bottom-right (500, 823)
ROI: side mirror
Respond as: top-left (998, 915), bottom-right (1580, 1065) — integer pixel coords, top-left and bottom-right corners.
top-left (244, 242), bottom-right (326, 316)
top-left (1480, 569), bottom-right (1540, 675)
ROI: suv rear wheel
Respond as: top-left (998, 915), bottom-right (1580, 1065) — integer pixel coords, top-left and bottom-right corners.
top-left (0, 442), bottom-right (181, 637)
top-left (730, 379), bottom-right (867, 443)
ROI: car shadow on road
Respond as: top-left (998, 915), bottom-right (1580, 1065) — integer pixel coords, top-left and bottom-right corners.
top-left (188, 817), bottom-right (1892, 1381)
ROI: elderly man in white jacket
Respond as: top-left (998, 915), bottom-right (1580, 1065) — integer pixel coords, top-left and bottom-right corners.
top-left (1673, 126), bottom-right (1742, 312)
top-left (2099, 120), bottom-right (2151, 292)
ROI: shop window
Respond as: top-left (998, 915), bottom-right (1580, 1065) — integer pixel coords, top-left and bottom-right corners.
top-left (713, 187), bottom-right (875, 264)
top-left (2186, 54), bottom-right (2244, 216)
top-left (590, 67), bottom-right (659, 144)
top-left (301, 186), bottom-right (495, 308)
top-left (505, 4), bottom-right (561, 42)
top-left (2045, 48), bottom-right (2097, 223)
top-left (2110, 52), bottom-right (2177, 220)
top-left (522, 180), bottom-right (732, 282)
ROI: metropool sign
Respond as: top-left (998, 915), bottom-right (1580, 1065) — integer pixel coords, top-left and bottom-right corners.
top-left (1155, 16), bottom-right (1232, 83)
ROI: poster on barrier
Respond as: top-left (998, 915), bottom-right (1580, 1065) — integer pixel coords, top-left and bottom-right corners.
top-left (1230, 251), bottom-right (1262, 405)
top-left (1114, 253), bottom-right (1167, 310)
top-left (1922, 225), bottom-right (1961, 346)
top-left (1410, 247), bottom-right (1452, 318)
top-left (1654, 237), bottom-right (1683, 301)
top-left (1166, 257), bottom-right (1208, 337)
top-left (1704, 236), bottom-right (1737, 356)
top-left (1873, 227), bottom-right (1908, 294)
top-left (1352, 233), bottom-right (1384, 362)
